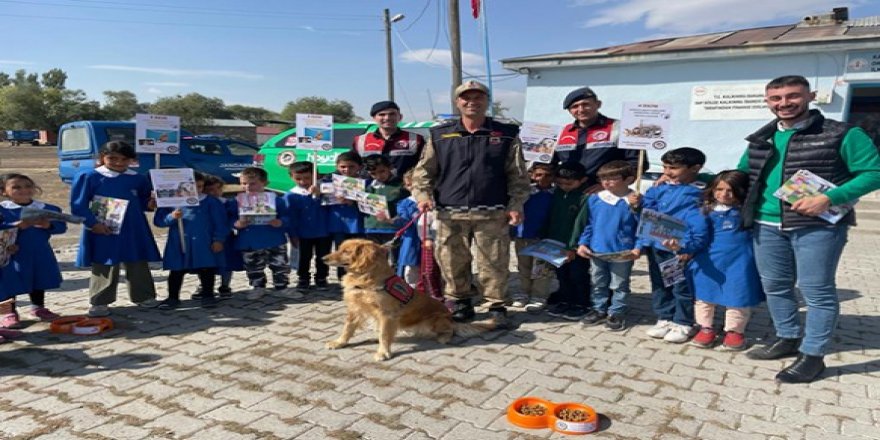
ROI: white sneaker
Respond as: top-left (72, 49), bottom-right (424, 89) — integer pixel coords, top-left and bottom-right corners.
top-left (510, 296), bottom-right (529, 308)
top-left (524, 300), bottom-right (546, 313)
top-left (246, 287), bottom-right (266, 300)
top-left (136, 298), bottom-right (159, 308)
top-left (88, 305), bottom-right (110, 317)
top-left (646, 320), bottom-right (673, 339)
top-left (663, 324), bottom-right (694, 343)
top-left (279, 288), bottom-right (304, 300)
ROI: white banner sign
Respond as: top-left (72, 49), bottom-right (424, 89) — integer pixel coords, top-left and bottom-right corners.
top-left (150, 168), bottom-right (199, 208)
top-left (135, 113), bottom-right (181, 154)
top-left (520, 121), bottom-right (562, 163)
top-left (689, 84), bottom-right (768, 121)
top-left (619, 102), bottom-right (672, 151)
top-left (294, 113), bottom-right (334, 151)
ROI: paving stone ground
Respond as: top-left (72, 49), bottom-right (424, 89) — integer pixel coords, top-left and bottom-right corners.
top-left (2, 224), bottom-right (880, 440)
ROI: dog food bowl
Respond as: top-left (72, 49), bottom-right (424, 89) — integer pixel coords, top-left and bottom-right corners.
top-left (50, 316), bottom-right (88, 334)
top-left (507, 397), bottom-right (553, 429)
top-left (549, 402), bottom-right (598, 435)
top-left (71, 318), bottom-right (114, 335)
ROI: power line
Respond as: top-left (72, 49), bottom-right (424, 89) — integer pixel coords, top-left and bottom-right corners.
top-left (0, 13), bottom-right (380, 32)
top-left (401, 0), bottom-right (432, 32)
top-left (31, 0), bottom-right (377, 19)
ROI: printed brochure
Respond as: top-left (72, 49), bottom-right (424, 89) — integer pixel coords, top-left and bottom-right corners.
top-left (236, 192), bottom-right (277, 225)
top-left (773, 169), bottom-right (854, 224)
top-left (20, 206), bottom-right (84, 224)
top-left (89, 196), bottom-right (129, 235)
top-left (636, 209), bottom-right (687, 242)
top-left (519, 239), bottom-right (570, 268)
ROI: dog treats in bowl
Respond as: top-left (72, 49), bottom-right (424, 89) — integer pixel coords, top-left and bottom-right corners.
top-left (549, 402), bottom-right (598, 435)
top-left (507, 397), bottom-right (553, 429)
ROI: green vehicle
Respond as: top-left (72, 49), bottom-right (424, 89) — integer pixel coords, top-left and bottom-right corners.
top-left (255, 121), bottom-right (437, 192)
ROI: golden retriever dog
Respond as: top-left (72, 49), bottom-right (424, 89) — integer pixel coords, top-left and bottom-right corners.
top-left (323, 239), bottom-right (499, 361)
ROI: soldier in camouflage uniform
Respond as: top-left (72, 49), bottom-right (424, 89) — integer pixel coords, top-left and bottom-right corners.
top-left (411, 80), bottom-right (530, 325)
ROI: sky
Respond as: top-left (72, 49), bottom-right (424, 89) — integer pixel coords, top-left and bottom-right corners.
top-left (4, 0), bottom-right (880, 123)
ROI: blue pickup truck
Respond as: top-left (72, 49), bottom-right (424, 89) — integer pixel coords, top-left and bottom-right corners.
top-left (5, 130), bottom-right (40, 146)
top-left (58, 121), bottom-right (259, 184)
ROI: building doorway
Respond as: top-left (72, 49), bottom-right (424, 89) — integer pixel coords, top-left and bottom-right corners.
top-left (848, 86), bottom-right (880, 145)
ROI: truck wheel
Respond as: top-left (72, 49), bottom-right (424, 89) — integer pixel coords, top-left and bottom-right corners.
top-left (32, 141), bottom-right (40, 146)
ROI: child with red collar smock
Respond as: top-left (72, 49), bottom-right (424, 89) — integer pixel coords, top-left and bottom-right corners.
top-left (70, 141), bottom-right (161, 317)
top-left (686, 171), bottom-right (764, 351)
top-left (285, 161), bottom-right (331, 292)
top-left (632, 147), bottom-right (710, 344)
top-left (0, 173), bottom-right (66, 328)
top-left (153, 171), bottom-right (229, 310)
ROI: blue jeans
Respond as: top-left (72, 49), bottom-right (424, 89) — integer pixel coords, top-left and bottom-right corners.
top-left (647, 248), bottom-right (694, 326)
top-left (753, 224), bottom-right (848, 357)
top-left (590, 258), bottom-right (634, 316)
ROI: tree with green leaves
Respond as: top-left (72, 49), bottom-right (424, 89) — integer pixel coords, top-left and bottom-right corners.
top-left (102, 90), bottom-right (147, 121)
top-left (149, 93), bottom-right (232, 127)
top-left (227, 104), bottom-right (279, 122)
top-left (280, 96), bottom-right (357, 123)
top-left (0, 68), bottom-right (100, 132)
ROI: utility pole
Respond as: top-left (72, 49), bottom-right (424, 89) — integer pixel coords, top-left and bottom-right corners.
top-left (384, 8), bottom-right (395, 101)
top-left (449, 0), bottom-right (462, 113)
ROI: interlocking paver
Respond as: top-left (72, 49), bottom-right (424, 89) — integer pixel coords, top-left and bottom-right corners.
top-left (1, 218), bottom-right (879, 440)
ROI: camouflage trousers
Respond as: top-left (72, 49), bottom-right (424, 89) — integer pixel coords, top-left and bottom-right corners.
top-left (434, 209), bottom-right (510, 309)
top-left (242, 244), bottom-right (290, 289)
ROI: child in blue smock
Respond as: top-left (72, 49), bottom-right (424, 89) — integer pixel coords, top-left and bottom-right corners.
top-left (0, 217), bottom-right (26, 343)
top-left (0, 173), bottom-right (66, 328)
top-left (687, 170), bottom-right (765, 351)
top-left (285, 161), bottom-right (330, 292)
top-left (70, 141), bottom-right (161, 317)
top-left (392, 170), bottom-right (420, 285)
top-left (325, 152), bottom-right (365, 280)
top-left (154, 171), bottom-right (228, 310)
top-left (633, 147), bottom-right (710, 344)
top-left (202, 174), bottom-right (243, 298)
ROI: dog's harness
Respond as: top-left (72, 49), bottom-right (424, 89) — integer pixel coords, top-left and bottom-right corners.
top-left (383, 275), bottom-right (415, 304)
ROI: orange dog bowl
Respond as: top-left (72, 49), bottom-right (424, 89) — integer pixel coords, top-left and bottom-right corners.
top-left (507, 397), bottom-right (554, 429)
top-left (549, 402), bottom-right (598, 435)
top-left (71, 318), bottom-right (114, 335)
top-left (50, 316), bottom-right (88, 334)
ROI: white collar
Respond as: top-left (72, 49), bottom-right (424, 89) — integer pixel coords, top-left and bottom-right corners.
top-left (198, 194), bottom-right (208, 201)
top-left (713, 203), bottom-right (734, 212)
top-left (0, 200), bottom-right (46, 209)
top-left (597, 189), bottom-right (632, 206)
top-left (95, 165), bottom-right (137, 177)
top-left (290, 186), bottom-right (310, 196)
top-left (777, 118), bottom-right (811, 132)
top-left (370, 179), bottom-right (387, 189)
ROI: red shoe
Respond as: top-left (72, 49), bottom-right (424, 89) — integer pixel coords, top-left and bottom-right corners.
top-left (1, 313), bottom-right (22, 329)
top-left (721, 331), bottom-right (747, 351)
top-left (31, 307), bottom-right (61, 322)
top-left (691, 327), bottom-right (717, 348)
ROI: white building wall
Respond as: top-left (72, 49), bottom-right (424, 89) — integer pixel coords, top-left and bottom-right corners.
top-left (521, 51), bottom-right (865, 172)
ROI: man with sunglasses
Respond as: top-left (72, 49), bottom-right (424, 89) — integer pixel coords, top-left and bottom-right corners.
top-left (411, 81), bottom-right (530, 326)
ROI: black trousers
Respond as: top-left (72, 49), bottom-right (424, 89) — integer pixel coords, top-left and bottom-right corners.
top-left (168, 268), bottom-right (217, 300)
top-left (548, 255), bottom-right (591, 307)
top-left (298, 237), bottom-right (333, 282)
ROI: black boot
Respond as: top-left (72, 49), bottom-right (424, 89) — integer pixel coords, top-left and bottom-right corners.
top-left (451, 299), bottom-right (475, 323)
top-left (488, 307), bottom-right (511, 330)
top-left (746, 337), bottom-right (801, 360)
top-left (775, 353), bottom-right (825, 384)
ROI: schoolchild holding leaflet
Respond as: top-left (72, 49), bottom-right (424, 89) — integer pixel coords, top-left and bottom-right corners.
top-left (154, 171), bottom-right (228, 310)
top-left (70, 141), bottom-right (161, 317)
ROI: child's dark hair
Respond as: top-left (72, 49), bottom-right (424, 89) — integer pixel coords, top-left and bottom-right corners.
top-left (364, 155), bottom-right (391, 171)
top-left (290, 161), bottom-right (314, 174)
top-left (529, 162), bottom-right (555, 174)
top-left (241, 167), bottom-right (268, 182)
top-left (661, 147), bottom-right (706, 167)
top-left (336, 151), bottom-right (363, 166)
top-left (597, 160), bottom-right (634, 180)
top-left (99, 140), bottom-right (137, 159)
top-left (702, 170), bottom-right (749, 213)
top-left (203, 173), bottom-right (224, 188)
top-left (193, 171), bottom-right (207, 183)
top-left (0, 173), bottom-right (42, 196)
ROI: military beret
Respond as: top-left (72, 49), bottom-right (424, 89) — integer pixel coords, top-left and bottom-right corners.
top-left (370, 100), bottom-right (401, 117)
top-left (562, 87), bottom-right (598, 109)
